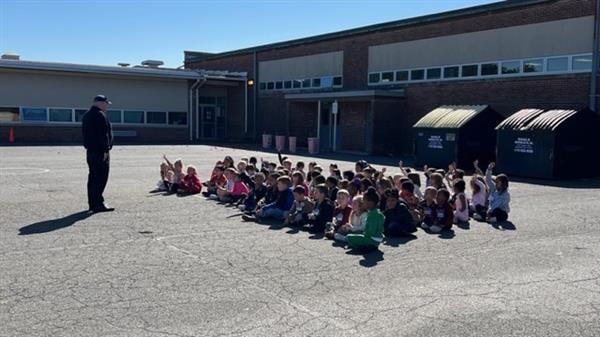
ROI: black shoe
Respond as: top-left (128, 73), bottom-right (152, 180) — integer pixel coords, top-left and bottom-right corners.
top-left (91, 204), bottom-right (115, 213)
top-left (241, 215), bottom-right (257, 222)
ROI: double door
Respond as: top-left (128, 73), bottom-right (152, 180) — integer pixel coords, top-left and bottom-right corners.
top-left (197, 105), bottom-right (226, 139)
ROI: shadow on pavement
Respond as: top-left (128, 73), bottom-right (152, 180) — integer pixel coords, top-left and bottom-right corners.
top-left (19, 211), bottom-right (92, 235)
top-left (346, 248), bottom-right (385, 267)
top-left (492, 221), bottom-right (517, 231)
top-left (384, 234), bottom-right (417, 247)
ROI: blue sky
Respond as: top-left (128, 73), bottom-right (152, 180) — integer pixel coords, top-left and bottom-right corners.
top-left (0, 0), bottom-right (497, 68)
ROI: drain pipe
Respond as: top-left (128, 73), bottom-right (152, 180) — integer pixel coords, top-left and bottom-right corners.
top-left (590, 0), bottom-right (600, 112)
top-left (189, 76), bottom-right (207, 142)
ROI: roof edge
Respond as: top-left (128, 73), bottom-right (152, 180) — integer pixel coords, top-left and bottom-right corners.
top-left (185, 0), bottom-right (555, 63)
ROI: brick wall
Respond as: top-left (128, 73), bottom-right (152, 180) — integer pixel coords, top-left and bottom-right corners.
top-left (339, 102), bottom-right (369, 152)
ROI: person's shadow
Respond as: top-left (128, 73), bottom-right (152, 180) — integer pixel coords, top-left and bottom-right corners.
top-left (346, 248), bottom-right (385, 267)
top-left (19, 211), bottom-right (93, 235)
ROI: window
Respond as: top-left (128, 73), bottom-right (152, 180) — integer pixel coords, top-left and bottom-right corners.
top-left (22, 107), bottom-right (47, 122)
top-left (275, 81), bottom-right (283, 89)
top-left (333, 76), bottom-right (342, 86)
top-left (312, 78), bottom-right (321, 87)
top-left (368, 73), bottom-right (380, 84)
top-left (547, 57), bottom-right (568, 72)
top-left (107, 110), bottom-right (122, 123)
top-left (461, 64), bottom-right (478, 77)
top-left (481, 63), bottom-right (499, 76)
top-left (267, 82), bottom-right (275, 90)
top-left (259, 83), bottom-right (266, 90)
top-left (146, 111), bottom-right (167, 124)
top-left (168, 112), bottom-right (187, 125)
top-left (75, 109), bottom-right (87, 122)
top-left (0, 107), bottom-right (19, 122)
top-left (302, 79), bottom-right (311, 88)
top-left (426, 68), bottom-right (441, 80)
top-left (410, 69), bottom-right (425, 81)
top-left (293, 80), bottom-right (302, 88)
top-left (124, 110), bottom-right (144, 124)
top-left (501, 61), bottom-right (521, 74)
top-left (199, 96), bottom-right (216, 104)
top-left (443, 66), bottom-right (459, 79)
top-left (284, 80), bottom-right (292, 89)
top-left (320, 76), bottom-right (333, 88)
top-left (523, 59), bottom-right (543, 73)
top-left (573, 55), bottom-right (593, 71)
top-left (381, 72), bottom-right (394, 82)
top-left (395, 70), bottom-right (409, 81)
top-left (49, 108), bottom-right (73, 122)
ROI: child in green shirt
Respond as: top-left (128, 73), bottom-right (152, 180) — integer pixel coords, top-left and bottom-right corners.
top-left (347, 187), bottom-right (384, 252)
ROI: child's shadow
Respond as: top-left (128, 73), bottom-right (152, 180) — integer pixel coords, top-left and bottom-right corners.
top-left (438, 229), bottom-right (456, 239)
top-left (456, 221), bottom-right (471, 230)
top-left (384, 234), bottom-right (417, 247)
top-left (492, 221), bottom-right (517, 231)
top-left (346, 248), bottom-right (384, 267)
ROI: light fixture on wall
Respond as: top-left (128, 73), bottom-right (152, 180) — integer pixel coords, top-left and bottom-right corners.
top-left (247, 79), bottom-right (255, 86)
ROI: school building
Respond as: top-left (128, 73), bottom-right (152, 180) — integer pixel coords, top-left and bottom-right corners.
top-left (185, 0), bottom-right (599, 155)
top-left (0, 57), bottom-right (247, 144)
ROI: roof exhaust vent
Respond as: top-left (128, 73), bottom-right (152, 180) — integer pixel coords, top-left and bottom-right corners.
top-left (1, 52), bottom-right (20, 60)
top-left (117, 62), bottom-right (130, 67)
top-left (141, 60), bottom-right (164, 68)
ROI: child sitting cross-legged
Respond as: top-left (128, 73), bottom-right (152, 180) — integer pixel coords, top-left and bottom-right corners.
top-left (452, 178), bottom-right (469, 223)
top-left (428, 189), bottom-right (454, 233)
top-left (383, 188), bottom-right (417, 237)
top-left (303, 184), bottom-right (334, 234)
top-left (334, 195), bottom-right (367, 242)
top-left (240, 172), bottom-right (267, 212)
top-left (218, 169), bottom-right (249, 203)
top-left (203, 164), bottom-right (227, 197)
top-left (177, 165), bottom-right (202, 195)
top-left (242, 176), bottom-right (294, 223)
top-left (284, 185), bottom-right (315, 227)
top-left (325, 189), bottom-right (353, 240)
top-left (420, 187), bottom-right (438, 230)
top-left (485, 162), bottom-right (510, 223)
top-left (162, 155), bottom-right (185, 194)
top-left (346, 187), bottom-right (384, 252)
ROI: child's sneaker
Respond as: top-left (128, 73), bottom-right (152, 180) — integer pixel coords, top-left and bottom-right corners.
top-left (429, 225), bottom-right (442, 233)
top-left (473, 213), bottom-right (483, 221)
top-left (238, 204), bottom-right (246, 211)
top-left (209, 194), bottom-right (219, 200)
top-left (202, 191), bottom-right (210, 197)
top-left (241, 215), bottom-right (257, 222)
top-left (488, 217), bottom-right (498, 224)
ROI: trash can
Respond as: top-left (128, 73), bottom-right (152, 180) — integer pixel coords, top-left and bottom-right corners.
top-left (275, 135), bottom-right (286, 152)
top-left (289, 136), bottom-right (297, 153)
top-left (413, 105), bottom-right (503, 169)
top-left (308, 137), bottom-right (319, 154)
top-left (262, 134), bottom-right (272, 149)
top-left (496, 109), bottom-right (600, 179)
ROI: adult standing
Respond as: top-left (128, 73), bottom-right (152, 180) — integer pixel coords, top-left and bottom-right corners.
top-left (82, 95), bottom-right (115, 213)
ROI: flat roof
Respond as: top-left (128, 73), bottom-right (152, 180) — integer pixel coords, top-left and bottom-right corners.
top-left (0, 59), bottom-right (247, 81)
top-left (284, 90), bottom-right (405, 101)
top-left (185, 0), bottom-right (553, 63)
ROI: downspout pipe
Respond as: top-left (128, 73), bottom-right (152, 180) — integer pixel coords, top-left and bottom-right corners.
top-left (590, 0), bottom-right (600, 112)
top-left (189, 76), bottom-right (207, 142)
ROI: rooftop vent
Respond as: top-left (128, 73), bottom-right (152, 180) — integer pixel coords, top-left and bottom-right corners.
top-left (117, 62), bottom-right (130, 67)
top-left (1, 52), bottom-right (20, 60)
top-left (140, 60), bottom-right (164, 68)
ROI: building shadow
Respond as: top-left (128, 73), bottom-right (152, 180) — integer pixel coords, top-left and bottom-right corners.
top-left (19, 211), bottom-right (92, 235)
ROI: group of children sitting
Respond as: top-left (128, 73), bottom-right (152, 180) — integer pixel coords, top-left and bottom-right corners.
top-left (156, 153), bottom-right (511, 252)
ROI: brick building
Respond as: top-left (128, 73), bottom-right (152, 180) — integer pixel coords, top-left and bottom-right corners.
top-left (185, 0), bottom-right (598, 155)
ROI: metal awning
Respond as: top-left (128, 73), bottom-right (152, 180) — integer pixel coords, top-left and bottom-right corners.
top-left (284, 89), bottom-right (405, 102)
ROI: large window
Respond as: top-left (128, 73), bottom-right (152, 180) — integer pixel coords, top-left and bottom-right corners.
top-left (501, 61), bottom-right (521, 74)
top-left (333, 76), bottom-right (343, 87)
top-left (123, 110), bottom-right (144, 124)
top-left (381, 72), bottom-right (394, 82)
top-left (443, 66), bottom-right (459, 79)
top-left (146, 111), bottom-right (167, 124)
top-left (275, 81), bottom-right (283, 89)
top-left (75, 109), bottom-right (87, 122)
top-left (312, 78), bottom-right (321, 87)
top-left (481, 63), bottom-right (499, 76)
top-left (168, 112), bottom-right (187, 125)
top-left (396, 70), bottom-right (409, 81)
top-left (302, 79), bottom-right (311, 88)
top-left (49, 108), bottom-right (73, 122)
top-left (267, 82), bottom-right (275, 90)
top-left (368, 73), bottom-right (380, 84)
top-left (259, 83), bottom-right (266, 90)
top-left (547, 57), bottom-right (568, 72)
top-left (0, 107), bottom-right (19, 122)
top-left (523, 59), bottom-right (543, 73)
top-left (426, 68), bottom-right (441, 80)
top-left (461, 64), bottom-right (478, 77)
top-left (293, 80), bottom-right (302, 88)
top-left (410, 69), bottom-right (425, 81)
top-left (573, 55), bottom-right (593, 71)
top-left (284, 80), bottom-right (292, 89)
top-left (22, 108), bottom-right (47, 122)
top-left (107, 110), bottom-right (122, 123)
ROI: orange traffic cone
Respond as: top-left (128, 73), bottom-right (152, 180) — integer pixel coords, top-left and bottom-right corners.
top-left (8, 127), bottom-right (15, 143)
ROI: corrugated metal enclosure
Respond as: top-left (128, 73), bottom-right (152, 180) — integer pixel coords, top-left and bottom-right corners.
top-left (413, 105), bottom-right (503, 169)
top-left (496, 109), bottom-right (600, 179)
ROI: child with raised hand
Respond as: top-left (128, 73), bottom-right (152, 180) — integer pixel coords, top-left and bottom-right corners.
top-left (485, 162), bottom-right (510, 223)
top-left (325, 189), bottom-right (353, 239)
top-left (346, 187), bottom-right (384, 252)
top-left (303, 184), bottom-right (334, 234)
top-left (178, 165), bottom-right (202, 195)
top-left (157, 162), bottom-right (173, 191)
top-left (452, 179), bottom-right (469, 223)
top-left (243, 176), bottom-right (294, 222)
top-left (469, 175), bottom-right (488, 220)
top-left (285, 186), bottom-right (315, 227)
top-left (419, 187), bottom-right (438, 230)
top-left (163, 155), bottom-right (185, 194)
top-left (383, 188), bottom-right (416, 237)
top-left (429, 189), bottom-right (454, 233)
top-left (334, 195), bottom-right (368, 242)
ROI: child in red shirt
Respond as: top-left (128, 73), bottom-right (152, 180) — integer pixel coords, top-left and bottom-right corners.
top-left (178, 166), bottom-right (202, 195)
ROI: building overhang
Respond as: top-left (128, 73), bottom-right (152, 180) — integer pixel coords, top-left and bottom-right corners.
top-left (284, 89), bottom-right (405, 102)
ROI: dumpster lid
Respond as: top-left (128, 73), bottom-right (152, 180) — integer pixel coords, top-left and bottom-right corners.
top-left (526, 109), bottom-right (578, 131)
top-left (413, 105), bottom-right (488, 129)
top-left (496, 109), bottom-right (545, 130)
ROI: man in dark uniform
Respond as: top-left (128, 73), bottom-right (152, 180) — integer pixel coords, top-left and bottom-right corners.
top-left (82, 95), bottom-right (115, 213)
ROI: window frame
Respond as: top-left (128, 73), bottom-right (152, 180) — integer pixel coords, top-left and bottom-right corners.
top-left (20, 107), bottom-right (48, 122)
top-left (48, 107), bottom-right (75, 123)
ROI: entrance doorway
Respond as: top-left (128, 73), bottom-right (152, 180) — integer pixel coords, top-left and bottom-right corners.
top-left (319, 103), bottom-right (342, 151)
top-left (196, 102), bottom-right (227, 140)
